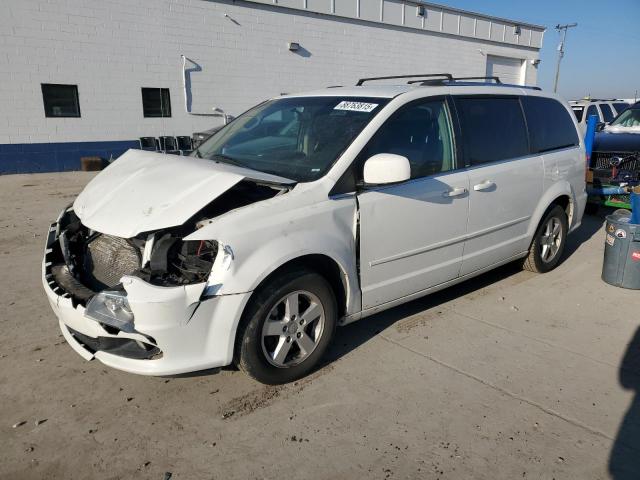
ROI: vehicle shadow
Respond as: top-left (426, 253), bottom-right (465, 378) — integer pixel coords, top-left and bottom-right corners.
top-left (609, 326), bottom-right (640, 479)
top-left (324, 260), bottom-right (524, 365)
top-left (324, 212), bottom-right (606, 367)
top-left (563, 209), bottom-right (606, 258)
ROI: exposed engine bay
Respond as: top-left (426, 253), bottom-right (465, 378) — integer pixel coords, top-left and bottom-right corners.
top-left (48, 180), bottom-right (286, 305)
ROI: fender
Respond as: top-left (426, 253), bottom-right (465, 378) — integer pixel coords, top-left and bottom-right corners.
top-left (526, 180), bottom-right (575, 239)
top-left (185, 195), bottom-right (362, 316)
top-left (227, 230), bottom-right (359, 313)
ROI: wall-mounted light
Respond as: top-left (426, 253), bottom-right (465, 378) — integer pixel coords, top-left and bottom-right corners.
top-left (531, 58), bottom-right (541, 67)
top-left (416, 5), bottom-right (425, 17)
top-left (514, 25), bottom-right (521, 35)
top-left (288, 42), bottom-right (300, 52)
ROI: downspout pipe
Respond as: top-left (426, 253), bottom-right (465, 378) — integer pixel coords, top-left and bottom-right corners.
top-left (181, 55), bottom-right (228, 121)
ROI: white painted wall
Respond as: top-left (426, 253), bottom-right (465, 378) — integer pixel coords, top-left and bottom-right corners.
top-left (0, 0), bottom-right (542, 145)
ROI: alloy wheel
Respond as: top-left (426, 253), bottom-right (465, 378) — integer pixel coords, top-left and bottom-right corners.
top-left (539, 217), bottom-right (562, 263)
top-left (261, 290), bottom-right (325, 368)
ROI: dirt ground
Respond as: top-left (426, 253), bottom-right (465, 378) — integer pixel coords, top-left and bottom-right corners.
top-left (1, 171), bottom-right (640, 480)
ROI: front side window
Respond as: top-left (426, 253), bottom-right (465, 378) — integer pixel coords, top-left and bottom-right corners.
top-left (610, 108), bottom-right (640, 128)
top-left (195, 97), bottom-right (388, 182)
top-left (585, 104), bottom-right (599, 122)
top-left (142, 88), bottom-right (171, 118)
top-left (41, 84), bottom-right (80, 118)
top-left (454, 97), bottom-right (528, 165)
top-left (521, 96), bottom-right (579, 153)
top-left (359, 99), bottom-right (455, 179)
top-left (600, 103), bottom-right (615, 123)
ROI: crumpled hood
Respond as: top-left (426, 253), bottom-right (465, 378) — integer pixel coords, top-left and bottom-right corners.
top-left (73, 149), bottom-right (293, 238)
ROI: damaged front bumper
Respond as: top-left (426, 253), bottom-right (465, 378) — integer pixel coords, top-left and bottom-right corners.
top-left (42, 220), bottom-right (251, 376)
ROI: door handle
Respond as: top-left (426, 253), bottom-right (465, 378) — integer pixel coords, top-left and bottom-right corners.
top-left (473, 180), bottom-right (495, 191)
top-left (443, 186), bottom-right (468, 198)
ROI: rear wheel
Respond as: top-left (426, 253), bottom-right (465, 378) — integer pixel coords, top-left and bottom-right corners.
top-left (234, 268), bottom-right (336, 384)
top-left (522, 205), bottom-right (568, 273)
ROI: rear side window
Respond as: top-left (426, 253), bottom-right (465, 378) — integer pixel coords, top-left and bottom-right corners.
top-left (521, 96), bottom-right (579, 153)
top-left (572, 106), bottom-right (584, 122)
top-left (454, 97), bottom-right (528, 166)
top-left (585, 104), bottom-right (599, 122)
top-left (600, 103), bottom-right (615, 123)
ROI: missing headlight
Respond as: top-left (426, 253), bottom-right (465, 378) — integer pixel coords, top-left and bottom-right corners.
top-left (143, 236), bottom-right (217, 286)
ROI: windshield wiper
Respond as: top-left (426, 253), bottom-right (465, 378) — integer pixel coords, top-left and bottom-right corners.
top-left (193, 149), bottom-right (202, 158)
top-left (210, 154), bottom-right (246, 168)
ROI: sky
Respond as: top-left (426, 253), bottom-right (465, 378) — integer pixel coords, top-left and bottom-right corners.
top-left (432, 0), bottom-right (640, 101)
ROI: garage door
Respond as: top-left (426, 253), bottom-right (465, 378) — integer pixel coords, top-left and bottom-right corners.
top-left (486, 55), bottom-right (524, 85)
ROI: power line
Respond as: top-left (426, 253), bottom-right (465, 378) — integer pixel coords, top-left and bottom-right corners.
top-left (553, 22), bottom-right (577, 93)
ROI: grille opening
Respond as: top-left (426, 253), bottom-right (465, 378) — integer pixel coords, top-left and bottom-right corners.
top-left (592, 151), bottom-right (639, 171)
top-left (81, 234), bottom-right (141, 291)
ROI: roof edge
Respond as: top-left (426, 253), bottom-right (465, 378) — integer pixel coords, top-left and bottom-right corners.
top-left (414, 1), bottom-right (546, 31)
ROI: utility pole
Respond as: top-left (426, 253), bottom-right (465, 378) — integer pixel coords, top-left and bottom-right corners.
top-left (553, 23), bottom-right (577, 93)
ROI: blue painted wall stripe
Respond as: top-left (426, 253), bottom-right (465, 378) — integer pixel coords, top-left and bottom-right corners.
top-left (0, 140), bottom-right (139, 174)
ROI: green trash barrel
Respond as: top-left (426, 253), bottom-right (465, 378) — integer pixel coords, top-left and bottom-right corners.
top-left (602, 212), bottom-right (640, 289)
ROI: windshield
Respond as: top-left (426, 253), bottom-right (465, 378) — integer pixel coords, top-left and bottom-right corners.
top-left (571, 106), bottom-right (584, 122)
top-left (194, 96), bottom-right (389, 182)
top-left (610, 107), bottom-right (640, 127)
top-left (613, 103), bottom-right (629, 114)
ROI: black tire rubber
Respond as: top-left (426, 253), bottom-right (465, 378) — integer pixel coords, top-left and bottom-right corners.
top-left (234, 268), bottom-right (337, 384)
top-left (522, 204), bottom-right (568, 273)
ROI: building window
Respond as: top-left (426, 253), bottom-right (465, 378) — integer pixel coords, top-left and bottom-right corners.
top-left (141, 88), bottom-right (171, 118)
top-left (41, 84), bottom-right (81, 118)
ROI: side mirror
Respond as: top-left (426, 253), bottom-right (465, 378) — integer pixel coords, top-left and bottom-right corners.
top-left (363, 153), bottom-right (411, 185)
top-left (596, 122), bottom-right (606, 131)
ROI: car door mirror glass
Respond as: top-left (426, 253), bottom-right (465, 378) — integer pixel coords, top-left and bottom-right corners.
top-left (363, 153), bottom-right (411, 185)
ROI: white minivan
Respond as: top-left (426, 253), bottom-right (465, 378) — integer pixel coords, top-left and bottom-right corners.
top-left (42, 75), bottom-right (587, 384)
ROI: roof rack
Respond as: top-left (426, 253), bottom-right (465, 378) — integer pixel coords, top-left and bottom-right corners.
top-left (356, 73), bottom-right (542, 91)
top-left (452, 76), bottom-right (502, 84)
top-left (356, 73), bottom-right (453, 86)
top-left (407, 76), bottom-right (502, 85)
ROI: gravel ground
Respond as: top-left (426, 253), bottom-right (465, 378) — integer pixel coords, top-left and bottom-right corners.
top-left (1, 171), bottom-right (639, 480)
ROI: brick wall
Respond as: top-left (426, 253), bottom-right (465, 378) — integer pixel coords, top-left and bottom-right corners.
top-left (0, 0), bottom-right (540, 151)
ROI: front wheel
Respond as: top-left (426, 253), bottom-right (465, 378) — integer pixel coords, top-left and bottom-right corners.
top-left (522, 205), bottom-right (568, 273)
top-left (234, 268), bottom-right (337, 384)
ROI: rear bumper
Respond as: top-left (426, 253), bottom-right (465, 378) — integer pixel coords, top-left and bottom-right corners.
top-left (42, 222), bottom-right (252, 376)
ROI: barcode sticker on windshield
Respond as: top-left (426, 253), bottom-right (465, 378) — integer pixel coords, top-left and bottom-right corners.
top-left (334, 101), bottom-right (378, 113)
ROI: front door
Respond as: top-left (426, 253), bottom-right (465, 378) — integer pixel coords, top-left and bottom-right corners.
top-left (356, 98), bottom-right (470, 309)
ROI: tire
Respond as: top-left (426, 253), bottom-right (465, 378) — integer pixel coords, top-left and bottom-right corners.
top-left (234, 268), bottom-right (337, 384)
top-left (522, 205), bottom-right (568, 273)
